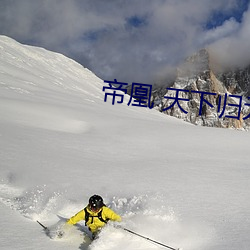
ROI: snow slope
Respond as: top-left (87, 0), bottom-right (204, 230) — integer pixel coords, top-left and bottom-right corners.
top-left (0, 35), bottom-right (250, 250)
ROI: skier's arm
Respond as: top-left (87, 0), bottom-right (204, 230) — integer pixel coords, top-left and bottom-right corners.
top-left (104, 207), bottom-right (122, 222)
top-left (67, 209), bottom-right (85, 225)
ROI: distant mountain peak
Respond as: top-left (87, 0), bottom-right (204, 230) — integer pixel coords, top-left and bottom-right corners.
top-left (177, 48), bottom-right (211, 78)
top-left (157, 48), bottom-right (250, 130)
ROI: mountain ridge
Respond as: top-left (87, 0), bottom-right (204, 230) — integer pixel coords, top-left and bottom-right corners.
top-left (157, 48), bottom-right (250, 130)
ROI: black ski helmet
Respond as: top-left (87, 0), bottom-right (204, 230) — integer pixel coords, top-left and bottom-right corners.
top-left (89, 195), bottom-right (104, 210)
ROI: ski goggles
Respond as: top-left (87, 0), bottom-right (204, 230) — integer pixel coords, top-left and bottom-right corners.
top-left (89, 205), bottom-right (101, 212)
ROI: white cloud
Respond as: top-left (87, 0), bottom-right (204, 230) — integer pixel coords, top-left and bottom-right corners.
top-left (200, 18), bottom-right (240, 45)
top-left (209, 5), bottom-right (250, 69)
top-left (0, 0), bottom-right (249, 83)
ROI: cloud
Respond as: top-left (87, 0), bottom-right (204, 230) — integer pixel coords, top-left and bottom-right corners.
top-left (200, 18), bottom-right (240, 45)
top-left (209, 4), bottom-right (250, 69)
top-left (0, 0), bottom-right (249, 84)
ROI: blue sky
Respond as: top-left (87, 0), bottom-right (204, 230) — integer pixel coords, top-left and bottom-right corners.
top-left (206, 0), bottom-right (249, 29)
top-left (0, 0), bottom-right (249, 84)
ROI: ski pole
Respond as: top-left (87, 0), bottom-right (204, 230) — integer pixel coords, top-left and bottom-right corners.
top-left (122, 227), bottom-right (180, 250)
top-left (37, 220), bottom-right (48, 231)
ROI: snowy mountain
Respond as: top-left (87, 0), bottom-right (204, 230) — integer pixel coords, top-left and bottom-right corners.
top-left (0, 36), bottom-right (250, 250)
top-left (158, 49), bottom-right (250, 130)
top-left (217, 65), bottom-right (250, 97)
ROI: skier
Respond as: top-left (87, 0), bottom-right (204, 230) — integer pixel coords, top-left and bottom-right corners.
top-left (66, 194), bottom-right (121, 239)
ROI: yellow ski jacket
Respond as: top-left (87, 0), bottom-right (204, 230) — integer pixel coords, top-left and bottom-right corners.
top-left (67, 206), bottom-right (121, 233)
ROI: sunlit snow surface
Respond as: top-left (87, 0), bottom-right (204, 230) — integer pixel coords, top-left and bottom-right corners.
top-left (0, 36), bottom-right (250, 250)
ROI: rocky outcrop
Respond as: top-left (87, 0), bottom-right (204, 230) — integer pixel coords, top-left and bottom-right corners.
top-left (157, 49), bottom-right (250, 130)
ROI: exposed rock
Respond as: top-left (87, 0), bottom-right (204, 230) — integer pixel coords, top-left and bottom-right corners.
top-left (157, 49), bottom-right (250, 130)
